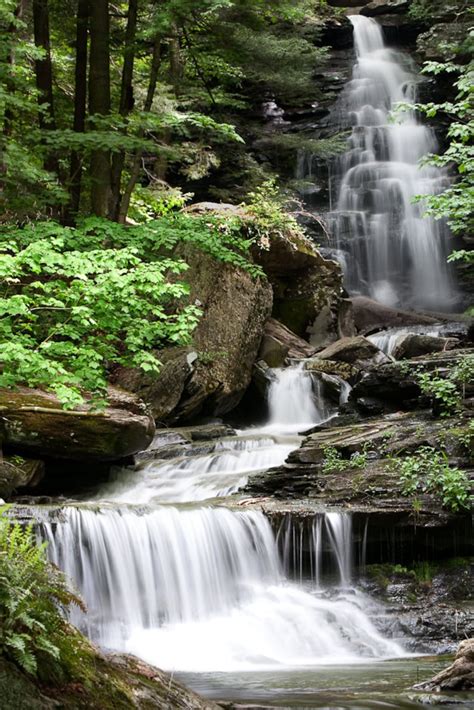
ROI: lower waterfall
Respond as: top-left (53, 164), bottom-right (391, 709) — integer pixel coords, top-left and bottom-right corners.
top-left (38, 363), bottom-right (405, 674)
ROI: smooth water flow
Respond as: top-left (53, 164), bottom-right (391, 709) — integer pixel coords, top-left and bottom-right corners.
top-left (39, 364), bottom-right (404, 675)
top-left (327, 15), bottom-right (455, 310)
top-left (267, 365), bottom-right (334, 431)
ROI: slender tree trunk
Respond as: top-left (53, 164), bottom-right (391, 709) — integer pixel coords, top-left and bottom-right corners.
top-left (67, 0), bottom-right (89, 221)
top-left (118, 34), bottom-right (161, 223)
top-left (33, 0), bottom-right (60, 178)
top-left (109, 0), bottom-right (138, 220)
top-left (89, 0), bottom-right (111, 217)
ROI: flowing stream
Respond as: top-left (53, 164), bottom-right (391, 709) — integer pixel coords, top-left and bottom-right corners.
top-left (39, 364), bottom-right (405, 683)
top-left (327, 15), bottom-right (455, 310)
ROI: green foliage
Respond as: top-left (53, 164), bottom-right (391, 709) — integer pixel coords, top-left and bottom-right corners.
top-left (0, 507), bottom-right (81, 677)
top-left (0, 214), bottom-right (260, 407)
top-left (322, 445), bottom-right (368, 474)
top-left (408, 51), bottom-right (474, 250)
top-left (244, 178), bottom-right (305, 248)
top-left (390, 446), bottom-right (470, 512)
top-left (416, 355), bottom-right (474, 416)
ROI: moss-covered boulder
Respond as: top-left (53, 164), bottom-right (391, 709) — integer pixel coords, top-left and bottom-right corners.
top-left (0, 387), bottom-right (155, 461)
top-left (116, 246), bottom-right (273, 423)
top-left (0, 643), bottom-right (220, 709)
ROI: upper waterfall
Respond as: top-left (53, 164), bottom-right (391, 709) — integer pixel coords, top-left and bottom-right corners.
top-left (328, 15), bottom-right (456, 311)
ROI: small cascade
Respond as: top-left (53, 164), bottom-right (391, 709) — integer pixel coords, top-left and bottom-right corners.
top-left (94, 436), bottom-right (296, 505)
top-left (41, 506), bottom-right (403, 671)
top-left (326, 15), bottom-right (455, 310)
top-left (267, 364), bottom-right (334, 431)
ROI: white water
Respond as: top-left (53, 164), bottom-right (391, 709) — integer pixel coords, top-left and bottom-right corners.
top-left (327, 15), bottom-right (455, 310)
top-left (39, 364), bottom-right (404, 675)
top-left (266, 364), bottom-right (335, 432)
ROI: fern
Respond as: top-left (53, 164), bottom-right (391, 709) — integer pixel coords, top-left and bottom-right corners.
top-left (0, 507), bottom-right (83, 677)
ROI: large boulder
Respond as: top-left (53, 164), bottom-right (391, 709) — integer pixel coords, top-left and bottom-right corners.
top-left (116, 246), bottom-right (273, 423)
top-left (391, 334), bottom-right (459, 360)
top-left (350, 296), bottom-right (439, 334)
top-left (360, 0), bottom-right (409, 16)
top-left (258, 318), bottom-right (316, 368)
top-left (316, 336), bottom-right (390, 368)
top-left (413, 638), bottom-right (474, 692)
top-left (253, 231), bottom-right (344, 347)
top-left (0, 387), bottom-right (155, 461)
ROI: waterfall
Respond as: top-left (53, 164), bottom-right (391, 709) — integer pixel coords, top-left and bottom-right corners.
top-left (36, 362), bottom-right (404, 675)
top-left (267, 364), bottom-right (334, 430)
top-left (41, 506), bottom-right (403, 672)
top-left (368, 325), bottom-right (442, 356)
top-left (327, 15), bottom-right (455, 311)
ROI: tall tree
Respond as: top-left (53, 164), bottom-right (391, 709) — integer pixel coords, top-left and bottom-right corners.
top-left (68, 0), bottom-right (89, 220)
top-left (109, 0), bottom-right (138, 220)
top-left (88, 0), bottom-right (111, 217)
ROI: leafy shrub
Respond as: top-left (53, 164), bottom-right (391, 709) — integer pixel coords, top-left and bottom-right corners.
top-left (390, 446), bottom-right (470, 512)
top-left (416, 355), bottom-right (474, 416)
top-left (244, 178), bottom-right (305, 249)
top-left (0, 215), bottom-right (261, 407)
top-left (0, 507), bottom-right (81, 677)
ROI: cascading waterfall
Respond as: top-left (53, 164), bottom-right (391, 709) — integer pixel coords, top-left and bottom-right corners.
top-left (42, 506), bottom-right (403, 672)
top-left (38, 363), bottom-right (405, 675)
top-left (327, 15), bottom-right (455, 310)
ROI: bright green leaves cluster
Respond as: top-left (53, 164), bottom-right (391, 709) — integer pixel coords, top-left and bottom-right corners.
top-left (390, 446), bottom-right (471, 512)
top-left (321, 445), bottom-right (369, 474)
top-left (415, 355), bottom-right (474, 417)
top-left (412, 53), bottom-right (474, 246)
top-left (0, 507), bottom-right (81, 676)
top-left (0, 214), bottom-right (259, 407)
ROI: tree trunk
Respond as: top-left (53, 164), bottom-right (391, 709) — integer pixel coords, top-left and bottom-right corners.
top-left (89, 0), bottom-right (111, 217)
top-left (109, 0), bottom-right (138, 221)
top-left (33, 0), bottom-right (60, 177)
top-left (118, 34), bottom-right (161, 223)
top-left (68, 0), bottom-right (89, 221)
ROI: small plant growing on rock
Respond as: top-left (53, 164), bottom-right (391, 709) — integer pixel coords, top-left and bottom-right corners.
top-left (391, 446), bottom-right (470, 513)
top-left (322, 445), bottom-right (369, 474)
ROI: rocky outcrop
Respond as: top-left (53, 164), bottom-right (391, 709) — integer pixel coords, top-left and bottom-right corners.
top-left (0, 387), bottom-right (155, 461)
top-left (258, 318), bottom-right (316, 368)
top-left (413, 638), bottom-right (474, 691)
top-left (116, 246), bottom-right (273, 423)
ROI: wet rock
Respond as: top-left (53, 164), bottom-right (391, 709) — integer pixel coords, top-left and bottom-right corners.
top-left (391, 334), bottom-right (459, 360)
top-left (360, 0), bottom-right (410, 16)
top-left (116, 247), bottom-right (273, 423)
top-left (258, 318), bottom-right (315, 368)
top-left (0, 387), bottom-right (155, 461)
top-left (316, 335), bottom-right (390, 368)
top-left (413, 638), bottom-right (474, 691)
top-left (0, 456), bottom-right (44, 498)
